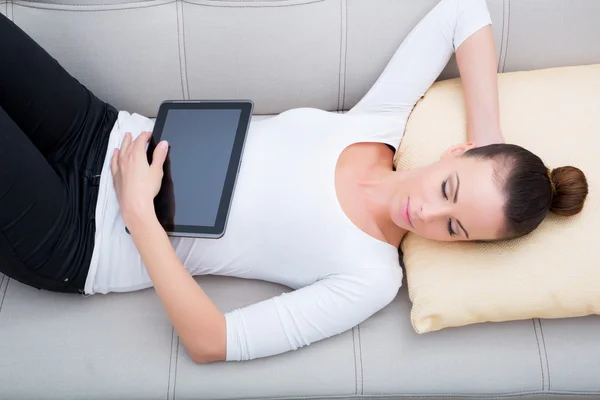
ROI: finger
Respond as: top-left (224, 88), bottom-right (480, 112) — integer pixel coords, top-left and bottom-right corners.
top-left (110, 148), bottom-right (119, 176)
top-left (120, 132), bottom-right (133, 156)
top-left (150, 141), bottom-right (169, 178)
top-left (132, 130), bottom-right (153, 156)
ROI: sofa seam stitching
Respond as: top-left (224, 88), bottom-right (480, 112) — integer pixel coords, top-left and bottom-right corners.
top-left (341, 0), bottom-right (348, 110)
top-left (12, 5), bottom-right (165, 12)
top-left (175, 0), bottom-right (185, 101)
top-left (336, 0), bottom-right (342, 110)
top-left (167, 327), bottom-right (173, 400)
top-left (176, 0), bottom-right (190, 100)
top-left (351, 326), bottom-right (358, 395)
top-left (173, 336), bottom-right (180, 399)
top-left (501, 0), bottom-right (511, 73)
top-left (236, 389), bottom-right (600, 400)
top-left (167, 328), bottom-right (173, 400)
top-left (0, 278), bottom-right (9, 315)
top-left (182, 0), bottom-right (324, 8)
top-left (358, 324), bottom-right (364, 395)
top-left (181, 0), bottom-right (190, 99)
top-left (15, 0), bottom-right (170, 6)
top-left (532, 319), bottom-right (546, 391)
top-left (539, 320), bottom-right (551, 391)
top-left (11, 0), bottom-right (173, 12)
top-left (496, 0), bottom-right (505, 72)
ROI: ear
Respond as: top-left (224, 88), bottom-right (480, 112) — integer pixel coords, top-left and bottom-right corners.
top-left (440, 142), bottom-right (477, 160)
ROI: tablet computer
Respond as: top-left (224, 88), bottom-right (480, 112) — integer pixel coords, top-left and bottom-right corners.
top-left (147, 100), bottom-right (253, 238)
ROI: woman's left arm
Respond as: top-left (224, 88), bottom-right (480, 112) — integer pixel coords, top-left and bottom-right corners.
top-left (111, 131), bottom-right (226, 364)
top-left (456, 25), bottom-right (505, 146)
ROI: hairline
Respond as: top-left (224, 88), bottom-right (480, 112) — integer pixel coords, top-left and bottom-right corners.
top-left (461, 151), bottom-right (513, 239)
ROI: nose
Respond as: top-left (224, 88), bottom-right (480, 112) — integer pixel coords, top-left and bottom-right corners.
top-left (418, 203), bottom-right (446, 223)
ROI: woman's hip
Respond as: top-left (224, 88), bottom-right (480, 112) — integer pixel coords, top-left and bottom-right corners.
top-left (48, 101), bottom-right (119, 293)
top-left (0, 102), bottom-right (118, 293)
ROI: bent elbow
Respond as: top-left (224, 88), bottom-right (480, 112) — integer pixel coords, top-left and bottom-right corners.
top-left (186, 341), bottom-right (226, 364)
top-left (189, 352), bottom-right (213, 365)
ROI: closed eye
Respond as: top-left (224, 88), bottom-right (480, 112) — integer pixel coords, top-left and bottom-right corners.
top-left (447, 218), bottom-right (456, 236)
top-left (441, 179), bottom-right (448, 200)
top-left (442, 179), bottom-right (456, 236)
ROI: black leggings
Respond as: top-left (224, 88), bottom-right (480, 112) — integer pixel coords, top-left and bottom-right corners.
top-left (0, 14), bottom-right (117, 293)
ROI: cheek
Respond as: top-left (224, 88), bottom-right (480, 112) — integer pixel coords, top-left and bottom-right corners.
top-left (417, 222), bottom-right (447, 241)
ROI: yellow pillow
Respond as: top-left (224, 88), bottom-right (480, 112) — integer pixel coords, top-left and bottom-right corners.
top-left (393, 64), bottom-right (600, 334)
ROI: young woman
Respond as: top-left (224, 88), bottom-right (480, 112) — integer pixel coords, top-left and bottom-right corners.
top-left (0, 0), bottom-right (588, 364)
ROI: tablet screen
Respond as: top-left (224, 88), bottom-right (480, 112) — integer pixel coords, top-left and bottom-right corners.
top-left (150, 101), bottom-right (252, 237)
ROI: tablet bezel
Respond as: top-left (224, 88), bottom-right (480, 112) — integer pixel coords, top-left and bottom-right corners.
top-left (149, 100), bottom-right (253, 238)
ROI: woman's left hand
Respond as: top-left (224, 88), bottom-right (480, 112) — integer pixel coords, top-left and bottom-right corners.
top-left (111, 131), bottom-right (169, 226)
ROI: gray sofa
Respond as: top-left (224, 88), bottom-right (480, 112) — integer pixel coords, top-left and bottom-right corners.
top-left (1, 0), bottom-right (599, 399)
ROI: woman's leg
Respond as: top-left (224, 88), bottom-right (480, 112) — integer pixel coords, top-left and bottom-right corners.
top-left (0, 106), bottom-right (74, 291)
top-left (0, 13), bottom-right (118, 292)
top-left (0, 13), bottom-right (109, 159)
top-left (347, 0), bottom-right (492, 118)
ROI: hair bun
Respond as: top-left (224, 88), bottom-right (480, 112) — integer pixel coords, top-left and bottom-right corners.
top-left (549, 166), bottom-right (588, 216)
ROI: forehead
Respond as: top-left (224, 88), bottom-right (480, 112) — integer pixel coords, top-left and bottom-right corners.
top-left (452, 157), bottom-right (506, 240)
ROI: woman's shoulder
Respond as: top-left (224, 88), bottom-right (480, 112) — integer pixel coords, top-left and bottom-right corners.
top-left (328, 264), bottom-right (403, 307)
top-left (334, 242), bottom-right (403, 288)
top-left (272, 107), bottom-right (334, 120)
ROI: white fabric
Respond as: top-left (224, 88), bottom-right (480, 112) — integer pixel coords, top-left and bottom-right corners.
top-left (85, 0), bottom-right (491, 361)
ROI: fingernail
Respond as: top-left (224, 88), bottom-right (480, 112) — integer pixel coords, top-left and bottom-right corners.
top-left (158, 141), bottom-right (169, 151)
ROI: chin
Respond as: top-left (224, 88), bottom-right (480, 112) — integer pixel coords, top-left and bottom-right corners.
top-left (391, 210), bottom-right (406, 230)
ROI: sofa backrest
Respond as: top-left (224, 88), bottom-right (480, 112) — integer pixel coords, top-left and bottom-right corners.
top-left (3, 0), bottom-right (600, 117)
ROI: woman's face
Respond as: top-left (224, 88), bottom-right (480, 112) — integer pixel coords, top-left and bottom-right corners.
top-left (389, 144), bottom-right (507, 241)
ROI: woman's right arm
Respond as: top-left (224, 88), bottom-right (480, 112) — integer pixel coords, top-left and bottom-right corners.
top-left (112, 132), bottom-right (227, 364)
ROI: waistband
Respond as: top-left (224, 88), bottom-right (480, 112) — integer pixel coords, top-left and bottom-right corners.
top-left (68, 103), bottom-right (118, 293)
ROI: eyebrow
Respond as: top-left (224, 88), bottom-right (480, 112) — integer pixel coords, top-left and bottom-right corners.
top-left (457, 220), bottom-right (469, 239)
top-left (453, 172), bottom-right (470, 239)
top-left (453, 172), bottom-right (460, 203)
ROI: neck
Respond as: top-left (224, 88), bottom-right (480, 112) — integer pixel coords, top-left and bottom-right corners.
top-left (357, 168), bottom-right (398, 208)
top-left (357, 168), bottom-right (407, 246)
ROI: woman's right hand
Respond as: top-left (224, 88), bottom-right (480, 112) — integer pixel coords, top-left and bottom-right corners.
top-left (110, 131), bottom-right (169, 227)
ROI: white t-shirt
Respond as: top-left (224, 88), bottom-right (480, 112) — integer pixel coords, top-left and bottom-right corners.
top-left (86, 108), bottom-right (405, 361)
top-left (85, 0), bottom-right (492, 361)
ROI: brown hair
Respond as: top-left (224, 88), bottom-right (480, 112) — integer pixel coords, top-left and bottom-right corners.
top-left (464, 143), bottom-right (588, 239)
top-left (548, 166), bottom-right (588, 216)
